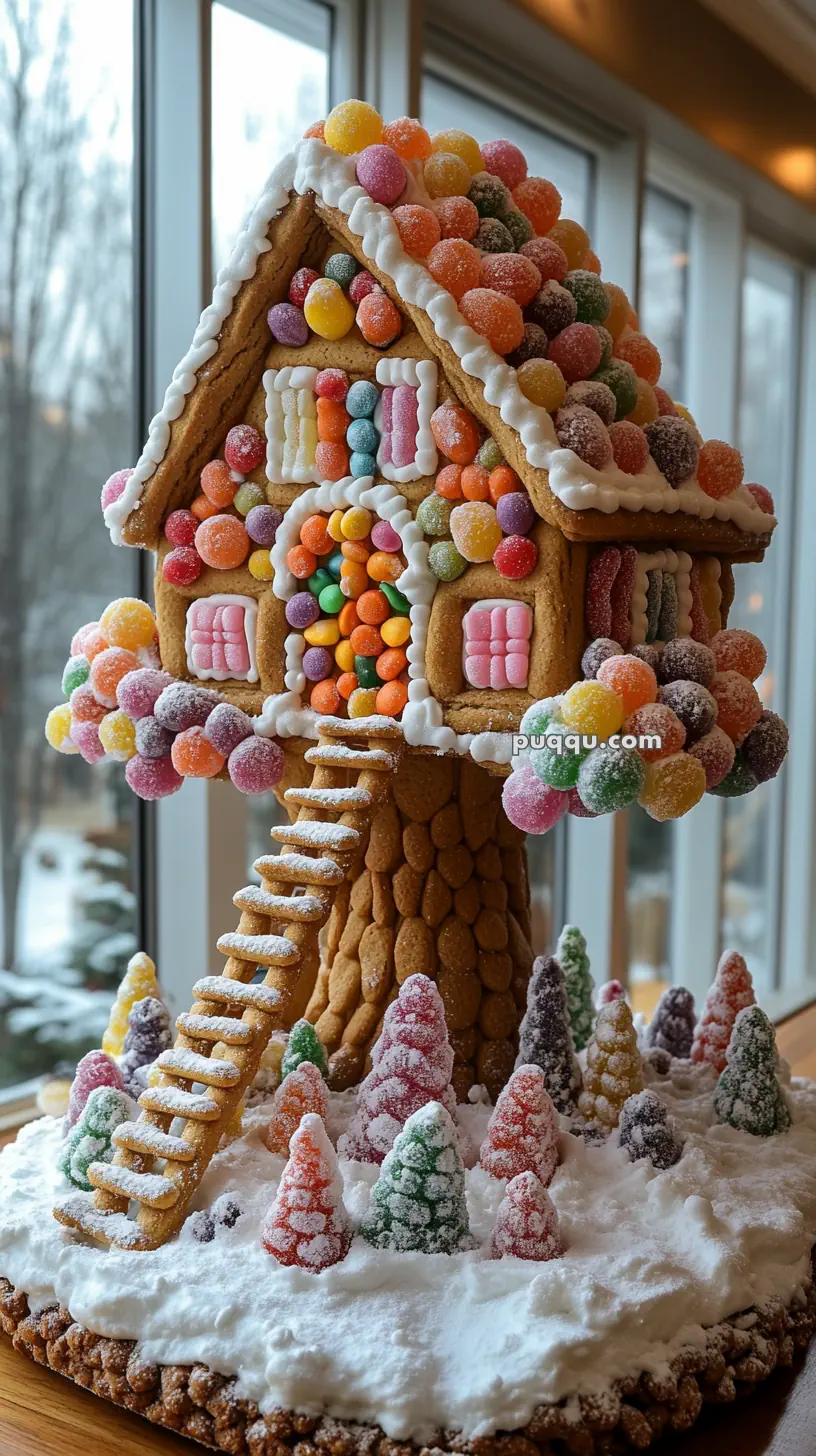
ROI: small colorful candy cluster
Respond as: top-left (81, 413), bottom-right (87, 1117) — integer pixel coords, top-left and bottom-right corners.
top-left (285, 505), bottom-right (411, 718)
top-left (161, 425), bottom-right (279, 586)
top-left (419, 404), bottom-right (537, 581)
top-left (307, 370), bottom-right (382, 482)
top-left (503, 627), bottom-right (788, 835)
top-left (45, 598), bottom-right (283, 800)
top-left (303, 102), bottom-right (776, 511)
top-left (270, 253), bottom-right (401, 351)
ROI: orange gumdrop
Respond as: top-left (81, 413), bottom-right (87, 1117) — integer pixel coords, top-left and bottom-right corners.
top-left (191, 492), bottom-right (220, 522)
top-left (303, 120), bottom-right (325, 140)
top-left (356, 293), bottom-right (401, 347)
top-left (316, 398), bottom-right (350, 444)
top-left (614, 332), bottom-right (662, 387)
top-left (195, 515), bottom-right (250, 570)
top-left (383, 116), bottom-right (432, 162)
top-left (171, 726), bottom-right (225, 778)
top-left (339, 559), bottom-right (368, 599)
top-left (392, 204), bottom-right (441, 259)
top-left (597, 655), bottom-right (658, 717)
top-left (310, 679), bottom-right (341, 715)
top-left (432, 195), bottom-right (479, 242)
top-left (82, 627), bottom-right (109, 663)
top-left (300, 514), bottom-right (334, 555)
top-left (315, 441), bottom-right (349, 481)
top-left (488, 465), bottom-right (522, 502)
top-left (376, 648), bottom-right (408, 681)
top-left (89, 648), bottom-right (140, 708)
top-left (366, 552), bottom-right (403, 583)
top-left (337, 602), bottom-right (360, 636)
top-left (513, 176), bottom-right (562, 235)
top-left (336, 671), bottom-right (358, 700)
top-left (461, 464), bottom-right (491, 501)
top-left (427, 238), bottom-right (481, 301)
top-left (350, 624), bottom-right (383, 657)
top-left (375, 680), bottom-right (409, 716)
top-left (584, 249), bottom-right (601, 274)
top-left (340, 539), bottom-right (370, 563)
top-left (200, 459), bottom-right (237, 507)
top-left (435, 464), bottom-right (464, 499)
top-left (429, 401), bottom-right (481, 464)
top-left (70, 683), bottom-right (108, 723)
top-left (356, 589), bottom-right (390, 625)
top-left (459, 288), bottom-right (524, 356)
top-left (286, 544), bottom-right (317, 579)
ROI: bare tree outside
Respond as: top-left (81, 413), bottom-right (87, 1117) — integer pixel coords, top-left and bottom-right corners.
top-left (0, 0), bottom-right (138, 1089)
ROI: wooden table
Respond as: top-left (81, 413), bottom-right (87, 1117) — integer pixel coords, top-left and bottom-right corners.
top-left (2, 1003), bottom-right (815, 1456)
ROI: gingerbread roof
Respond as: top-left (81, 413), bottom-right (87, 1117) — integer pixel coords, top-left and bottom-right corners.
top-left (106, 138), bottom-right (775, 556)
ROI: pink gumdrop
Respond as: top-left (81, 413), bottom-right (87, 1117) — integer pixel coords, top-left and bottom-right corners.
top-left (355, 144), bottom-right (406, 205)
top-left (481, 139), bottom-right (528, 190)
top-left (70, 621), bottom-right (99, 656)
top-left (125, 753), bottom-right (184, 800)
top-left (228, 736), bottom-right (284, 793)
top-left (370, 520), bottom-right (402, 553)
top-left (465, 655), bottom-right (491, 688)
top-left (65, 1050), bottom-right (126, 1131)
top-left (502, 763), bottom-right (568, 834)
top-left (116, 668), bottom-right (173, 720)
top-left (100, 468), bottom-right (134, 510)
top-left (71, 719), bottom-right (106, 764)
top-left (506, 653), bottom-right (529, 688)
top-left (745, 482), bottom-right (775, 515)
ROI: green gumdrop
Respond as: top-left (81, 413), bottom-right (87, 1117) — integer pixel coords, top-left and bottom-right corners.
top-left (592, 360), bottom-right (639, 421)
top-left (709, 753), bottom-right (759, 798)
top-left (381, 582), bottom-right (411, 614)
top-left (595, 325), bottom-right (613, 368)
top-left (520, 697), bottom-right (563, 738)
top-left (325, 549), bottom-right (344, 580)
top-left (318, 584), bottom-right (345, 615)
top-left (416, 494), bottom-right (453, 537)
top-left (308, 567), bottom-right (335, 597)
top-left (62, 655), bottom-right (90, 697)
top-left (281, 1018), bottom-right (328, 1080)
top-left (428, 540), bottom-right (467, 581)
top-left (563, 269), bottom-right (610, 326)
top-left (529, 727), bottom-right (588, 790)
top-left (476, 437), bottom-right (504, 472)
top-left (324, 252), bottom-right (358, 285)
top-left (233, 482), bottom-right (265, 515)
top-left (355, 655), bottom-right (382, 688)
top-left (578, 745), bottom-right (645, 814)
top-left (500, 208), bottom-right (534, 249)
top-left (468, 173), bottom-right (511, 218)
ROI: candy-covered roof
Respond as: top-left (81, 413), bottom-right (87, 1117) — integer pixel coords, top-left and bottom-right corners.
top-left (106, 106), bottom-right (776, 554)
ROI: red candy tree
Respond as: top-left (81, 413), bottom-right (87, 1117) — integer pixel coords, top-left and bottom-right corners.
top-left (261, 1113), bottom-right (351, 1272)
top-left (491, 1171), bottom-right (564, 1261)
top-left (479, 1064), bottom-right (559, 1185)
top-left (691, 949), bottom-right (755, 1074)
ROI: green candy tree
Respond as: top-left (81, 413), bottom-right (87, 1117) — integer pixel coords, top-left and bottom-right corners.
top-left (556, 924), bottom-right (595, 1051)
top-left (59, 1084), bottom-right (132, 1190)
top-left (281, 1018), bottom-right (329, 1081)
top-left (714, 1006), bottom-right (791, 1137)
top-left (362, 1101), bottom-right (474, 1254)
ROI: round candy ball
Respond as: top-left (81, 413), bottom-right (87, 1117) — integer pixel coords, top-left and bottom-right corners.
top-left (555, 403), bottom-right (612, 470)
top-left (450, 500), bottom-right (503, 563)
top-left (686, 725), bottom-right (736, 789)
top-left (356, 144), bottom-right (406, 205)
top-left (520, 696), bottom-right (563, 738)
top-left (285, 592), bottom-right (321, 630)
top-left (577, 745), bottom-right (645, 814)
top-left (324, 99), bottom-right (383, 155)
top-left (134, 715), bottom-right (174, 759)
top-left (165, 509), bottom-right (198, 547)
top-left (267, 302), bottom-right (308, 347)
top-left (529, 724), bottom-right (590, 790)
top-left (548, 323), bottom-right (602, 384)
top-left (346, 380), bottom-right (379, 419)
top-left (592, 360), bottom-right (639, 421)
top-left (563, 269), bottom-right (610, 325)
top-left (116, 668), bottom-right (173, 720)
top-left (154, 682), bottom-right (220, 733)
top-left (324, 253), bottom-right (358, 286)
top-left (739, 709), bottom-right (788, 783)
top-left (125, 753), bottom-right (184, 800)
top-left (302, 646), bottom-right (334, 681)
top-left (710, 628), bottom-right (766, 682)
top-left (502, 762), bottom-right (568, 835)
top-left (639, 752), bottom-right (706, 822)
top-left (496, 491), bottom-right (535, 535)
top-left (228, 735), bottom-right (284, 794)
top-left (224, 424), bottom-right (265, 474)
top-left (561, 679), bottom-right (624, 739)
top-left (565, 379), bottom-right (617, 426)
top-left (709, 671), bottom-right (763, 744)
top-left (493, 534), bottom-right (538, 579)
top-left (709, 753), bottom-right (759, 799)
top-left (644, 416), bottom-right (699, 487)
top-left (100, 467), bottom-right (133, 511)
top-left (527, 280), bottom-right (577, 337)
top-left (195, 514), bottom-right (250, 570)
top-left (428, 539), bottom-right (467, 581)
top-left (581, 638), bottom-right (623, 679)
top-left (659, 637), bottom-right (717, 687)
top-left (245, 504), bottom-right (282, 547)
top-left (163, 546), bottom-right (202, 586)
top-left (205, 702), bottom-right (254, 758)
top-left (596, 654), bottom-right (658, 717)
top-left (658, 680), bottom-right (717, 745)
top-left (624, 702), bottom-right (685, 761)
top-left (99, 598), bottom-right (156, 652)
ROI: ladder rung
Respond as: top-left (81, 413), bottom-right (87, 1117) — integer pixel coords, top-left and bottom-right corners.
top-left (192, 975), bottom-right (282, 1014)
top-left (88, 1162), bottom-right (179, 1209)
top-left (176, 1011), bottom-right (255, 1045)
top-left (316, 715), bottom-right (404, 740)
top-left (216, 931), bottom-right (300, 966)
top-left (253, 852), bottom-right (345, 886)
top-left (53, 1195), bottom-right (154, 1249)
top-left (232, 885), bottom-right (329, 921)
top-left (305, 744), bottom-right (397, 771)
top-left (270, 821), bottom-right (361, 852)
top-left (113, 1122), bottom-right (195, 1162)
top-left (157, 1048), bottom-right (240, 1087)
top-left (139, 1085), bottom-right (221, 1120)
top-left (285, 785), bottom-right (373, 811)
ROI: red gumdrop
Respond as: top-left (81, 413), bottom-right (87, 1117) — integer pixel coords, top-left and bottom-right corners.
top-left (493, 534), bottom-right (538, 579)
top-left (548, 323), bottom-right (602, 383)
top-left (585, 546), bottom-right (621, 640)
top-left (125, 753), bottom-right (184, 800)
top-left (687, 725), bottom-right (736, 789)
top-left (348, 271), bottom-right (378, 304)
top-left (224, 424), bottom-right (265, 474)
top-left (710, 629), bottom-right (767, 682)
top-left (567, 785), bottom-right (599, 818)
top-left (162, 546), bottom-right (203, 586)
top-left (479, 253), bottom-right (541, 306)
top-left (315, 368), bottom-right (350, 401)
top-left (261, 1113), bottom-right (352, 1271)
top-left (491, 1170), bottom-right (564, 1261)
top-left (519, 237), bottom-right (569, 283)
top-left (228, 735), bottom-right (284, 793)
top-left (289, 267), bottom-right (320, 308)
top-left (481, 139), bottom-right (528, 190)
top-left (610, 420), bottom-right (649, 475)
top-left (746, 482), bottom-right (775, 515)
top-left (164, 509), bottom-right (198, 547)
top-left (65, 1050), bottom-right (126, 1131)
top-left (479, 1065), bottom-right (559, 1184)
top-left (709, 671), bottom-right (763, 744)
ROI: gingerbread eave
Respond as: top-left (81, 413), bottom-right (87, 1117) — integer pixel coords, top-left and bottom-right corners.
top-left (117, 176), bottom-right (774, 559)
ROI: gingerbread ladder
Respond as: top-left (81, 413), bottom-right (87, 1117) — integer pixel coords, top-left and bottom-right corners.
top-left (54, 717), bottom-right (403, 1250)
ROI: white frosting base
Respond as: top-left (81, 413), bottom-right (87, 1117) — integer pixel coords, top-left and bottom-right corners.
top-left (107, 139), bottom-right (777, 547)
top-left (2, 1065), bottom-right (815, 1442)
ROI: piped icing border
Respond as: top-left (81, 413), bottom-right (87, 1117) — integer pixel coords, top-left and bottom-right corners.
top-left (105, 139), bottom-right (777, 546)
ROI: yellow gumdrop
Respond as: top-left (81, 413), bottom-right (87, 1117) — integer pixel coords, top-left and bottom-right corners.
top-left (380, 616), bottom-right (411, 647)
top-left (45, 703), bottom-right (78, 754)
top-left (431, 128), bottom-right (483, 175)
top-left (638, 752), bottom-right (706, 822)
top-left (627, 377), bottom-right (658, 427)
top-left (603, 283), bottom-right (631, 339)
top-left (547, 218), bottom-right (590, 270)
top-left (328, 508), bottom-right (345, 542)
top-left (102, 951), bottom-right (160, 1056)
top-left (248, 549), bottom-right (273, 580)
top-left (98, 709), bottom-right (137, 762)
top-left (517, 358), bottom-right (566, 412)
top-left (303, 278), bottom-right (355, 341)
top-left (560, 680), bottom-right (624, 739)
top-left (449, 501), bottom-right (503, 564)
top-left (324, 99), bottom-right (383, 155)
top-left (423, 151), bottom-right (472, 199)
top-left (99, 597), bottom-right (156, 652)
top-left (304, 618), bottom-right (340, 647)
top-left (36, 1077), bottom-right (72, 1118)
top-left (349, 687), bottom-right (378, 717)
top-left (340, 505), bottom-right (372, 541)
top-left (335, 639), bottom-right (355, 672)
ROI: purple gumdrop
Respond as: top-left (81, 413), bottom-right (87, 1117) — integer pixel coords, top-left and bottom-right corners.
top-left (285, 592), bottom-right (321, 629)
top-left (355, 144), bottom-right (406, 205)
top-left (71, 720), bottom-right (106, 764)
top-left (302, 646), bottom-right (333, 681)
top-left (245, 504), bottom-right (282, 546)
top-left (125, 753), bottom-right (184, 800)
top-left (267, 301), bottom-right (309, 346)
top-left (370, 520), bottom-right (402, 552)
top-left (65, 1050), bottom-right (125, 1131)
top-left (117, 668), bottom-right (173, 720)
top-left (496, 491), bottom-right (535, 536)
top-left (154, 682), bottom-right (220, 732)
top-left (228, 736), bottom-right (284, 794)
top-left (205, 701), bottom-right (254, 757)
top-left (135, 714), bottom-right (175, 759)
top-left (100, 468), bottom-right (133, 510)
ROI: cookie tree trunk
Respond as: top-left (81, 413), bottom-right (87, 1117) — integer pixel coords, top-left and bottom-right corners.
top-left (295, 755), bottom-right (534, 1101)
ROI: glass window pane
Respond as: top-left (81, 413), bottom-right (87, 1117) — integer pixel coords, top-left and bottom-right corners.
top-left (0, 0), bottom-right (138, 1093)
top-left (639, 186), bottom-right (691, 402)
top-left (721, 245), bottom-right (798, 995)
top-left (421, 74), bottom-right (594, 228)
top-left (211, 2), bottom-right (330, 270)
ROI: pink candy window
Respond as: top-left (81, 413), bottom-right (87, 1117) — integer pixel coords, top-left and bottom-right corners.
top-left (378, 385), bottom-right (419, 470)
top-left (187, 597), bottom-right (257, 682)
top-left (463, 602), bottom-right (533, 690)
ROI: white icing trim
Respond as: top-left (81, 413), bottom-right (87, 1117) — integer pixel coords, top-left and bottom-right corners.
top-left (375, 358), bottom-right (438, 482)
top-left (264, 366), bottom-right (320, 484)
top-left (110, 138), bottom-right (776, 545)
top-left (185, 594), bottom-right (259, 684)
top-left (630, 549), bottom-right (692, 646)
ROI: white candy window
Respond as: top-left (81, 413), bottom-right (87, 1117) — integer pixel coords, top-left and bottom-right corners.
top-left (375, 358), bottom-right (438, 483)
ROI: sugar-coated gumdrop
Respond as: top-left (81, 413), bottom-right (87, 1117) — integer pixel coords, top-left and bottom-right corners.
top-left (162, 546), bottom-right (202, 586)
top-left (658, 680), bottom-right (717, 745)
top-left (165, 508), bottom-right (198, 546)
top-left (315, 368), bottom-right (350, 402)
top-left (548, 323), bottom-right (602, 384)
top-left (590, 360), bottom-right (637, 422)
top-left (459, 288), bottom-right (524, 355)
top-left (594, 324), bottom-right (613, 367)
top-left (134, 715), bottom-right (173, 759)
top-left (479, 252), bottom-right (541, 306)
top-left (430, 401), bottom-right (480, 464)
top-left (432, 194), bottom-right (479, 241)
top-left (64, 1048), bottom-right (126, 1131)
top-left (356, 143), bottom-right (406, 205)
top-left (171, 726), bottom-right (225, 779)
top-left (261, 1113), bottom-right (352, 1271)
top-left (581, 638), bottom-right (622, 679)
top-left (577, 744), bottom-right (645, 814)
top-left (267, 301), bottom-right (308, 347)
top-left (191, 493), bottom-right (220, 522)
top-left (561, 678), bottom-right (624, 739)
top-left (527, 279), bottom-right (577, 338)
top-left (392, 203), bottom-right (441, 258)
top-left (62, 654), bottom-right (90, 697)
top-left (512, 175), bottom-right (562, 234)
top-left (740, 709), bottom-right (788, 783)
top-left (529, 724), bottom-right (589, 790)
top-left (431, 128), bottom-right (482, 173)
top-left (644, 415), bottom-right (699, 487)
top-left (496, 491), bottom-right (535, 535)
top-left (428, 539), bottom-right (467, 581)
top-left (619, 1089), bottom-right (682, 1169)
top-left (709, 753), bottom-right (760, 799)
top-left (246, 504), bottom-right (282, 547)
top-left (45, 703), bottom-right (78, 755)
top-left (194, 514), bottom-right (249, 570)
top-left (154, 682), bottom-right (219, 732)
top-left (517, 357), bottom-right (566, 411)
top-left (659, 638), bottom-right (716, 687)
top-left (503, 762), bottom-right (568, 835)
top-left (613, 331), bottom-right (661, 387)
top-left (565, 379), bottom-right (617, 426)
top-left (480, 1065), bottom-right (559, 1184)
top-left (597, 654), bottom-right (657, 716)
top-left (70, 621), bottom-right (99, 656)
top-left (563, 269), bottom-right (609, 326)
top-left (601, 283), bottom-right (630, 339)
top-left (100, 467), bottom-right (133, 510)
top-left (289, 267), bottom-right (320, 307)
top-left (687, 725), bottom-right (736, 789)
top-left (710, 628), bottom-right (766, 682)
top-left (98, 709), bottom-right (136, 762)
top-left (416, 493), bottom-right (453, 537)
top-left (450, 500), bottom-right (503, 563)
top-left (69, 683), bottom-right (107, 725)
top-left (632, 642), bottom-right (663, 673)
top-left (263, 1062), bottom-right (329, 1156)
top-left (555, 403), bottom-right (612, 469)
top-left (324, 99), bottom-right (383, 155)
top-left (626, 376), bottom-right (658, 427)
top-left (223, 423), bottom-right (265, 474)
top-left (475, 217), bottom-right (516, 256)
top-left (361, 1101), bottom-right (472, 1255)
top-left (625, 702), bottom-right (685, 761)
top-left (383, 116), bottom-right (432, 161)
top-left (519, 236), bottom-right (569, 283)
top-left (304, 278), bottom-right (356, 341)
top-left (70, 719), bottom-right (106, 763)
top-left (697, 439), bottom-right (744, 499)
top-left (228, 735), bottom-right (284, 793)
top-left (520, 696), bottom-right (563, 737)
top-left (324, 252), bottom-right (358, 286)
top-left (348, 271), bottom-right (378, 307)
top-left (90, 647), bottom-right (141, 709)
top-left (116, 668), bottom-right (173, 720)
top-left (547, 218), bottom-right (589, 269)
top-left (481, 139), bottom-right (528, 189)
top-left (423, 150), bottom-right (472, 199)
top-left (125, 753), bottom-right (184, 799)
top-left (233, 482), bottom-right (265, 516)
top-left (610, 419), bottom-right (648, 474)
top-left (468, 171), bottom-right (512, 219)
top-left (356, 291), bottom-right (401, 347)
top-left (639, 751), bottom-right (706, 821)
top-left (691, 948), bottom-right (756, 1074)
top-left (493, 534), bottom-right (538, 579)
top-left (709, 671), bottom-right (762, 744)
top-left (746, 482), bottom-right (775, 514)
top-left (99, 598), bottom-right (156, 653)
top-left (508, 323), bottom-right (549, 369)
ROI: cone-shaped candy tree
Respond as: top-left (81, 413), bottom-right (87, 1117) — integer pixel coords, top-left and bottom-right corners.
top-left (714, 1006), bottom-right (791, 1136)
top-left (261, 1113), bottom-right (352, 1271)
top-left (516, 955), bottom-right (582, 1114)
top-left (361, 1101), bottom-right (473, 1254)
top-left (579, 998), bottom-right (643, 1129)
top-left (490, 1171), bottom-right (564, 1261)
top-left (691, 950), bottom-right (755, 1074)
top-left (479, 1064), bottom-right (559, 1185)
